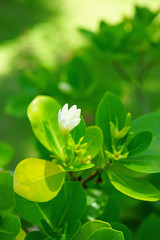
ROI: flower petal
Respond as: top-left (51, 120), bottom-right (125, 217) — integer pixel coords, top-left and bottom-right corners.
top-left (68, 105), bottom-right (77, 114)
top-left (61, 103), bottom-right (68, 117)
top-left (67, 118), bottom-right (81, 132)
top-left (68, 109), bottom-right (81, 121)
top-left (58, 109), bottom-right (62, 123)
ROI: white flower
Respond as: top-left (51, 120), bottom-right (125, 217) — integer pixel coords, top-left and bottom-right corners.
top-left (58, 104), bottom-right (81, 135)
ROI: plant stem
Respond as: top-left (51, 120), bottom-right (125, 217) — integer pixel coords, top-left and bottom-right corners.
top-left (81, 170), bottom-right (100, 187)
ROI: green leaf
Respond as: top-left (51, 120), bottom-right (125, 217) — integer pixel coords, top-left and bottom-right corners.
top-left (0, 214), bottom-right (21, 240)
top-left (0, 172), bottom-right (14, 216)
top-left (127, 131), bottom-right (153, 157)
top-left (65, 163), bottom-right (94, 172)
top-left (131, 113), bottom-right (160, 155)
top-left (41, 219), bottom-right (80, 240)
top-left (0, 142), bottom-right (14, 168)
top-left (49, 181), bottom-right (86, 229)
top-left (13, 158), bottom-right (65, 202)
top-left (108, 165), bottom-right (160, 201)
top-left (88, 227), bottom-right (124, 240)
top-left (25, 231), bottom-right (50, 240)
top-left (71, 118), bottom-right (86, 144)
top-left (120, 155), bottom-right (160, 173)
top-left (82, 126), bottom-right (103, 159)
top-left (27, 96), bottom-right (64, 159)
top-left (14, 193), bottom-right (53, 226)
top-left (15, 229), bottom-right (26, 240)
top-left (111, 222), bottom-right (132, 240)
top-left (73, 220), bottom-right (111, 240)
top-left (96, 92), bottom-right (126, 151)
top-left (134, 213), bottom-right (160, 240)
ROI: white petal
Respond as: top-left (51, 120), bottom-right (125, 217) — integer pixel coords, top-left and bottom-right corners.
top-left (59, 118), bottom-right (68, 131)
top-left (67, 118), bottom-right (81, 132)
top-left (68, 109), bottom-right (81, 121)
top-left (68, 105), bottom-right (77, 114)
top-left (58, 109), bottom-right (62, 123)
top-left (61, 103), bottom-right (68, 117)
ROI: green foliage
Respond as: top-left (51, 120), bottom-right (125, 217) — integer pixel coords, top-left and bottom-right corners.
top-left (3, 4), bottom-right (160, 240)
top-left (13, 158), bottom-right (65, 202)
top-left (27, 96), bottom-right (64, 158)
top-left (0, 214), bottom-right (21, 240)
top-left (72, 220), bottom-right (111, 240)
top-left (96, 92), bottom-right (127, 151)
top-left (0, 142), bottom-right (14, 168)
top-left (134, 213), bottom-right (160, 240)
top-left (108, 165), bottom-right (160, 201)
top-left (127, 131), bottom-right (153, 157)
top-left (0, 172), bottom-right (14, 216)
top-left (88, 228), bottom-right (124, 240)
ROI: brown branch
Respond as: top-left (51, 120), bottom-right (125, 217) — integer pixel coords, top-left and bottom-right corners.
top-left (81, 170), bottom-right (100, 187)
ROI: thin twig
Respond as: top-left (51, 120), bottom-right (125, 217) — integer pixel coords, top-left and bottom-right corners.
top-left (81, 170), bottom-right (100, 187)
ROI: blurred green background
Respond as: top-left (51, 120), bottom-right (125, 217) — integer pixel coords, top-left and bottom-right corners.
top-left (1, 0), bottom-right (160, 167)
top-left (1, 0), bottom-right (160, 238)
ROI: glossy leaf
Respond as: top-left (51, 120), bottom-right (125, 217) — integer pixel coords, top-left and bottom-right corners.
top-left (127, 131), bottom-right (152, 157)
top-left (0, 214), bottom-right (21, 240)
top-left (108, 165), bottom-right (160, 201)
top-left (88, 227), bottom-right (124, 240)
top-left (132, 113), bottom-right (160, 155)
top-left (50, 181), bottom-right (86, 229)
top-left (15, 193), bottom-right (53, 226)
top-left (0, 142), bottom-right (14, 168)
top-left (82, 126), bottom-right (103, 159)
top-left (15, 229), bottom-right (26, 240)
top-left (73, 220), bottom-right (111, 240)
top-left (65, 163), bottom-right (94, 172)
top-left (0, 172), bottom-right (14, 215)
top-left (13, 158), bottom-right (65, 202)
top-left (41, 219), bottom-right (80, 240)
top-left (111, 222), bottom-right (132, 240)
top-left (96, 92), bottom-right (126, 151)
top-left (27, 96), bottom-right (64, 159)
top-left (120, 155), bottom-right (160, 173)
top-left (71, 117), bottom-right (86, 144)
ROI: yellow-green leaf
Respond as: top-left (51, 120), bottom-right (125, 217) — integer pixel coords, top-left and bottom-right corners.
top-left (13, 158), bottom-right (66, 202)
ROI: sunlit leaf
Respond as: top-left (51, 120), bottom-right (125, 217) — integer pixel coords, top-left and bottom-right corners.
top-left (96, 92), bottom-right (126, 151)
top-left (120, 155), bottom-right (160, 173)
top-left (88, 227), bottom-right (124, 240)
top-left (108, 165), bottom-right (160, 201)
top-left (13, 158), bottom-right (65, 202)
top-left (73, 220), bottom-right (111, 240)
top-left (27, 96), bottom-right (64, 159)
top-left (82, 126), bottom-right (103, 159)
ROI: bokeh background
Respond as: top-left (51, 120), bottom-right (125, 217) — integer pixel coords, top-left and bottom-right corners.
top-left (1, 0), bottom-right (160, 168)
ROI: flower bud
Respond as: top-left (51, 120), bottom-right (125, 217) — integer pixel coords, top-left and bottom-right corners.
top-left (58, 104), bottom-right (81, 135)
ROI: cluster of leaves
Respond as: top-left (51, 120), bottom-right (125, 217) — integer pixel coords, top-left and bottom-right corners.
top-left (5, 6), bottom-right (160, 119)
top-left (1, 91), bottom-right (160, 239)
